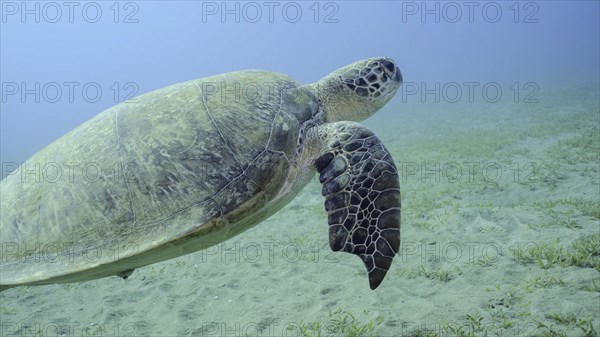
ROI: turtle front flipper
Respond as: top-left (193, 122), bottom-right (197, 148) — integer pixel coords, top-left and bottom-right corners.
top-left (311, 121), bottom-right (400, 290)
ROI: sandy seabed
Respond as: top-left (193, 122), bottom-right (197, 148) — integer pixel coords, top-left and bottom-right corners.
top-left (1, 87), bottom-right (599, 337)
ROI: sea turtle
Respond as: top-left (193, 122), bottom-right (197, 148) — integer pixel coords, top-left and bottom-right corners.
top-left (0, 57), bottom-right (402, 291)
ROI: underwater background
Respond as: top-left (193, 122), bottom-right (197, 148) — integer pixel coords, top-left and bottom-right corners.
top-left (1, 1), bottom-right (599, 336)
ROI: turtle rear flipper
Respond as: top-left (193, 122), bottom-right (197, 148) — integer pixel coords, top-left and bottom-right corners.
top-left (117, 269), bottom-right (135, 280)
top-left (312, 122), bottom-right (400, 290)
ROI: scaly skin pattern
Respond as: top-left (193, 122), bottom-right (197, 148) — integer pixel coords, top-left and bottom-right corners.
top-left (309, 122), bottom-right (401, 290)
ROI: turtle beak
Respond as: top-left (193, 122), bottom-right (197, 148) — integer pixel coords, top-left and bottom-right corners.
top-left (393, 67), bottom-right (402, 83)
top-left (381, 59), bottom-right (402, 84)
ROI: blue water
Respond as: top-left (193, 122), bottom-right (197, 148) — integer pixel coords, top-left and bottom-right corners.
top-left (1, 2), bottom-right (599, 336)
top-left (1, 1), bottom-right (598, 171)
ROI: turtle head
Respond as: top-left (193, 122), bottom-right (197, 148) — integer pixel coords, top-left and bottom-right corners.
top-left (307, 57), bottom-right (402, 122)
